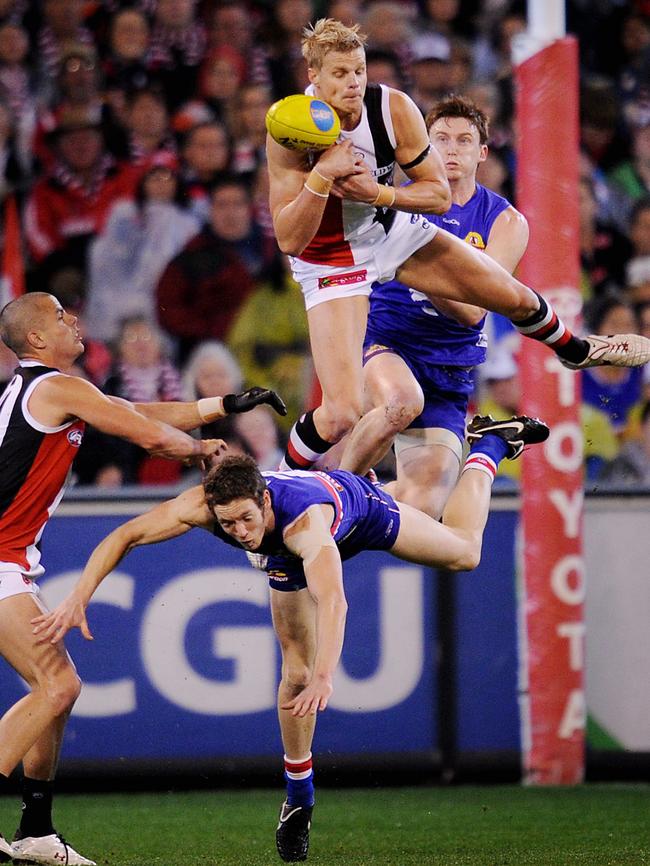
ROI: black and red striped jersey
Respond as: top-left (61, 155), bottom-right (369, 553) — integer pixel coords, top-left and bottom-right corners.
top-left (0, 361), bottom-right (85, 577)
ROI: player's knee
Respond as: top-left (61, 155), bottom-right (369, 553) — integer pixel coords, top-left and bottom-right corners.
top-left (320, 401), bottom-right (363, 441)
top-left (382, 393), bottom-right (423, 433)
top-left (282, 663), bottom-right (313, 697)
top-left (507, 282), bottom-right (539, 321)
top-left (43, 668), bottom-right (82, 716)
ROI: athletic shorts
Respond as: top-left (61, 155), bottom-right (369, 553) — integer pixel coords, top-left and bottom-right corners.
top-left (290, 211), bottom-right (438, 310)
top-left (363, 340), bottom-right (475, 446)
top-left (262, 482), bottom-right (401, 592)
top-left (0, 567), bottom-right (39, 601)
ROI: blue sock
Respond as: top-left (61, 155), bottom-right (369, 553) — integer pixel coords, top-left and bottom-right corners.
top-left (284, 754), bottom-right (315, 807)
top-left (469, 432), bottom-right (509, 466)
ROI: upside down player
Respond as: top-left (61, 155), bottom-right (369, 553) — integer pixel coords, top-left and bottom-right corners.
top-left (0, 293), bottom-right (286, 866)
top-left (336, 94), bottom-right (529, 517)
top-left (271, 18), bottom-right (650, 476)
top-left (32, 414), bottom-right (549, 862)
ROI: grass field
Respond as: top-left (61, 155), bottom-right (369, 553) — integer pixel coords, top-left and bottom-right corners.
top-left (1, 785), bottom-right (648, 865)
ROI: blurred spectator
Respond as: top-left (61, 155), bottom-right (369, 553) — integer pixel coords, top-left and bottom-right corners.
top-left (581, 294), bottom-right (645, 438)
top-left (580, 76), bottom-right (630, 174)
top-left (122, 87), bottom-right (176, 166)
top-left (34, 43), bottom-right (128, 166)
top-left (179, 120), bottom-right (231, 223)
top-left (181, 338), bottom-right (242, 441)
top-left (579, 175), bottom-right (633, 300)
top-left (362, 1), bottom-right (417, 87)
top-left (616, 11), bottom-right (650, 117)
top-left (0, 99), bottom-right (31, 198)
top-left (0, 21), bottom-right (35, 162)
top-left (208, 174), bottom-right (276, 278)
top-left (156, 179), bottom-right (255, 361)
top-left (599, 400), bottom-right (650, 488)
top-left (325, 0), bottom-right (364, 28)
top-left (231, 83), bottom-right (272, 177)
top-left (102, 7), bottom-right (153, 99)
top-left (24, 106), bottom-right (137, 282)
top-left (228, 255), bottom-right (310, 432)
top-left (36, 0), bottom-right (95, 81)
top-left (471, 4), bottom-right (525, 121)
top-left (607, 108), bottom-right (650, 231)
top-left (75, 316), bottom-right (184, 487)
top-left (625, 196), bottom-right (650, 303)
top-left (263, 0), bottom-right (314, 98)
top-left (408, 33), bottom-right (453, 114)
top-left (208, 1), bottom-right (271, 88)
top-left (86, 153), bottom-right (200, 342)
top-left (196, 44), bottom-right (247, 132)
top-left (148, 0), bottom-right (207, 110)
top-left (365, 48), bottom-right (405, 89)
top-left (234, 404), bottom-right (284, 470)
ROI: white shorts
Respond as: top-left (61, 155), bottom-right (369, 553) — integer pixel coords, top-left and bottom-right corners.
top-left (291, 210), bottom-right (438, 310)
top-left (0, 567), bottom-right (39, 601)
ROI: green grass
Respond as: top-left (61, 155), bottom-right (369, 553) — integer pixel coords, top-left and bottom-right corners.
top-left (1, 785), bottom-right (648, 865)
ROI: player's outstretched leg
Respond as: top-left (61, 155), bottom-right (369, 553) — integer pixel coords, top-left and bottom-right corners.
top-left (465, 414), bottom-right (550, 460)
top-left (276, 801), bottom-right (313, 862)
top-left (12, 832), bottom-right (96, 866)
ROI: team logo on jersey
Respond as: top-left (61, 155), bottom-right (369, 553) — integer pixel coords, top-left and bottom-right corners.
top-left (318, 269), bottom-right (367, 289)
top-left (67, 428), bottom-right (84, 447)
top-left (464, 231), bottom-right (486, 249)
top-left (364, 342), bottom-right (393, 361)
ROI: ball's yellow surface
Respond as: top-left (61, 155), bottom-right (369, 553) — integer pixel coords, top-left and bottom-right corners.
top-left (266, 94), bottom-right (341, 151)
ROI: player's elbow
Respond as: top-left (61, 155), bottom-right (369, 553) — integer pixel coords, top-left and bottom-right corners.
top-left (277, 236), bottom-right (305, 257)
top-left (432, 186), bottom-right (452, 215)
top-left (448, 536), bottom-right (483, 572)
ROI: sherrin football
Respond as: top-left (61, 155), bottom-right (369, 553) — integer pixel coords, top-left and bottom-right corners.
top-left (266, 94), bottom-right (341, 151)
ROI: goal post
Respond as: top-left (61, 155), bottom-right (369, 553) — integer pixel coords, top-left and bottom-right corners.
top-left (513, 3), bottom-right (586, 785)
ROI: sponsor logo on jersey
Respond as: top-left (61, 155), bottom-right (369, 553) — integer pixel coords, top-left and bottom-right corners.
top-left (443, 217), bottom-right (460, 226)
top-left (309, 100), bottom-right (335, 131)
top-left (67, 428), bottom-right (84, 447)
top-left (371, 164), bottom-right (393, 178)
top-left (464, 231), bottom-right (486, 249)
top-left (318, 269), bottom-right (368, 289)
top-left (268, 570), bottom-right (289, 581)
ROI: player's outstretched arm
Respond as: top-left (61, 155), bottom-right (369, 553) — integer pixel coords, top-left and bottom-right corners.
top-left (33, 373), bottom-right (222, 464)
top-left (130, 387), bottom-right (288, 431)
top-left (280, 505), bottom-right (348, 718)
top-left (31, 486), bottom-right (214, 645)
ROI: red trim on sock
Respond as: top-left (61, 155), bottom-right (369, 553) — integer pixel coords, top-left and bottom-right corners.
top-left (554, 329), bottom-right (572, 346)
top-left (531, 312), bottom-right (558, 339)
top-left (285, 757), bottom-right (313, 774)
top-left (286, 439), bottom-right (314, 468)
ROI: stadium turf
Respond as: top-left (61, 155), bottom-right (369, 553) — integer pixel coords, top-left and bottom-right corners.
top-left (0, 784), bottom-right (647, 865)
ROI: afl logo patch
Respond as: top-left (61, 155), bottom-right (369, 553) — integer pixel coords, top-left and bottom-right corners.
top-left (67, 428), bottom-right (84, 447)
top-left (309, 100), bottom-right (336, 131)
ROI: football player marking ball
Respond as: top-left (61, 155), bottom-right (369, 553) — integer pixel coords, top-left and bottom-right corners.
top-left (265, 94), bottom-right (341, 151)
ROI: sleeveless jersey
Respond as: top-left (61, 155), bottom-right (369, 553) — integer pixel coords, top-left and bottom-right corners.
top-left (0, 362), bottom-right (85, 577)
top-left (366, 183), bottom-right (511, 366)
top-left (212, 469), bottom-right (400, 585)
top-left (299, 84), bottom-right (398, 268)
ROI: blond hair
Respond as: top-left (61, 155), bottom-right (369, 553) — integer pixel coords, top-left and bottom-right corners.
top-left (301, 18), bottom-right (367, 70)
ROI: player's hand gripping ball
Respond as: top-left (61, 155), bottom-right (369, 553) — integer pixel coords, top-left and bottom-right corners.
top-left (265, 94), bottom-right (341, 151)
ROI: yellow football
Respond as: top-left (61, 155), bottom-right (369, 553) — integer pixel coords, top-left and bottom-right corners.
top-left (265, 94), bottom-right (341, 151)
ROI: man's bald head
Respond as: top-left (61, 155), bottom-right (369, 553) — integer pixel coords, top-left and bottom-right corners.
top-left (0, 293), bottom-right (58, 356)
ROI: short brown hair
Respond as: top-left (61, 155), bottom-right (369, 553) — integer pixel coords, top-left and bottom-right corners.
top-left (203, 454), bottom-right (267, 511)
top-left (425, 94), bottom-right (490, 145)
top-left (302, 18), bottom-right (367, 70)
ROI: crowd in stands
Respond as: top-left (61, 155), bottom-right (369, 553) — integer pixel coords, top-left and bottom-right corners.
top-left (0, 0), bottom-right (648, 489)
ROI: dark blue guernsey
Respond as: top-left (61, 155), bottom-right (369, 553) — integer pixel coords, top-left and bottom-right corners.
top-left (366, 182), bottom-right (511, 366)
top-left (212, 469), bottom-right (401, 591)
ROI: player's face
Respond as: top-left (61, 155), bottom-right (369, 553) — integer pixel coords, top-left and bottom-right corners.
top-left (214, 492), bottom-right (272, 550)
top-left (309, 48), bottom-right (366, 120)
top-left (40, 297), bottom-right (84, 360)
top-left (429, 116), bottom-right (486, 183)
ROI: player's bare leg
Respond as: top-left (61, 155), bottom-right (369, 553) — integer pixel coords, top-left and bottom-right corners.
top-left (271, 589), bottom-right (318, 862)
top-left (398, 231), bottom-right (650, 368)
top-left (338, 352), bottom-right (423, 476)
top-left (281, 296), bottom-right (368, 470)
top-left (390, 441), bottom-right (461, 520)
top-left (0, 595), bottom-right (80, 776)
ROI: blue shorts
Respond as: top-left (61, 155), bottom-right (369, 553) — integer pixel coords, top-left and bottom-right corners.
top-left (266, 480), bottom-right (401, 592)
top-left (363, 339), bottom-right (475, 445)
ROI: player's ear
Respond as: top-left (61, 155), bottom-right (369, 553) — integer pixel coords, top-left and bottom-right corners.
top-left (478, 144), bottom-right (488, 164)
top-left (307, 66), bottom-right (318, 86)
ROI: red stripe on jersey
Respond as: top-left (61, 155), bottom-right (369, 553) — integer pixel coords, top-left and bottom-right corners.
top-left (299, 196), bottom-right (354, 266)
top-left (0, 422), bottom-right (84, 570)
top-left (313, 473), bottom-right (343, 536)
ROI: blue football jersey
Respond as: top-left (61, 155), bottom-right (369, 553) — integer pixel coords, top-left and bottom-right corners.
top-left (366, 183), bottom-right (511, 366)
